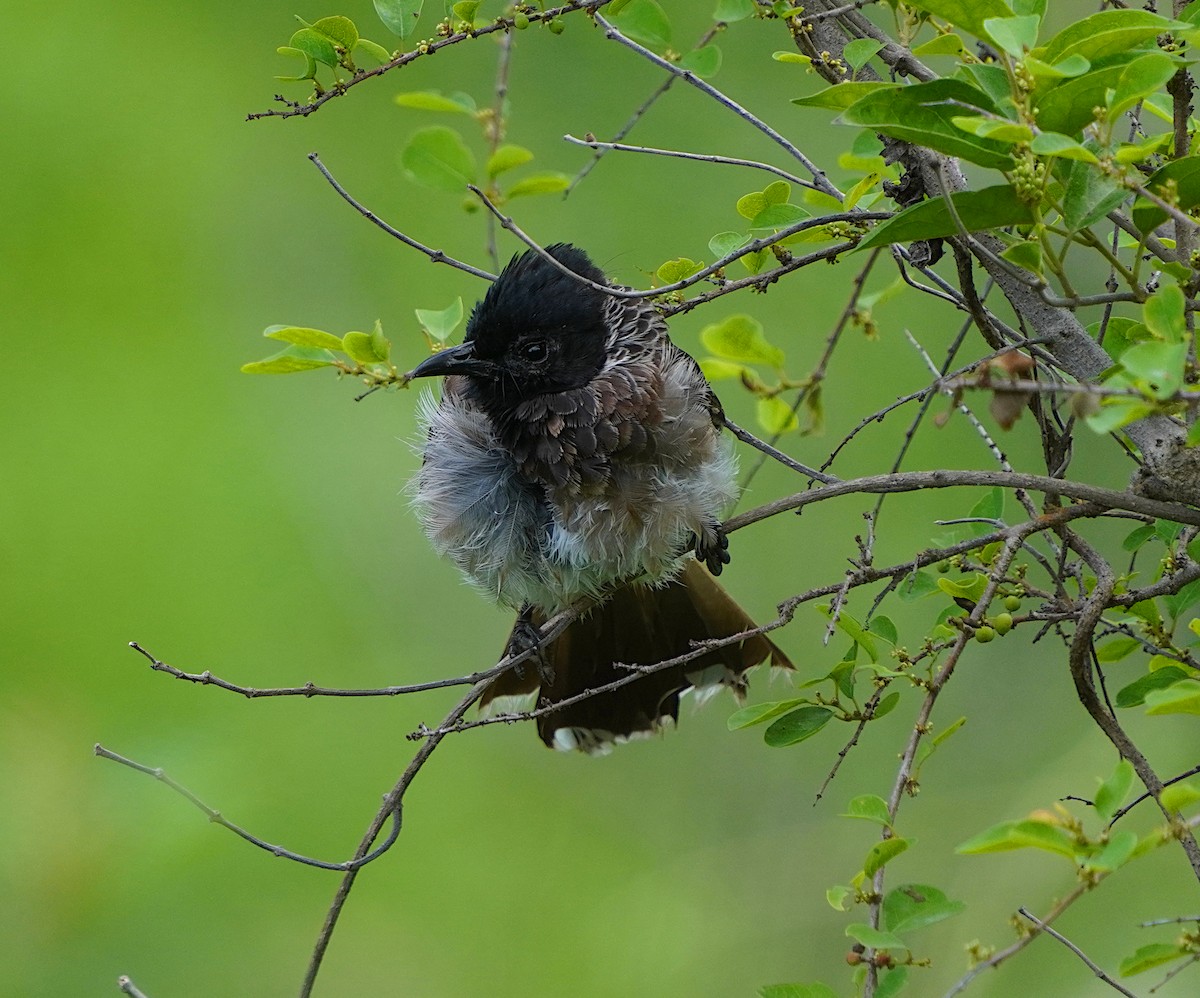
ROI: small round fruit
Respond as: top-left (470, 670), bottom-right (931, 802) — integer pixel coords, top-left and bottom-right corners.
top-left (1004, 595), bottom-right (1021, 611)
top-left (992, 613), bottom-right (1013, 635)
top-left (975, 625), bottom-right (996, 643)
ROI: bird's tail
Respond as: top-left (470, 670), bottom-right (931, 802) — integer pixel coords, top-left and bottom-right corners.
top-left (480, 560), bottom-right (792, 753)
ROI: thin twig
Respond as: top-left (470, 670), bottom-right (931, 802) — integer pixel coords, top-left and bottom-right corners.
top-left (1017, 908), bottom-right (1139, 997)
top-left (722, 417), bottom-right (841, 484)
top-left (309, 154), bottom-right (496, 281)
top-left (117, 977), bottom-right (152, 998)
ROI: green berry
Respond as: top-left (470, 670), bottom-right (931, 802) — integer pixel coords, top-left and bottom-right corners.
top-left (992, 613), bottom-right (1013, 636)
top-left (1004, 595), bottom-right (1021, 612)
top-left (975, 626), bottom-right (996, 644)
top-left (513, 12), bottom-right (529, 29)
top-left (548, 17), bottom-right (565, 34)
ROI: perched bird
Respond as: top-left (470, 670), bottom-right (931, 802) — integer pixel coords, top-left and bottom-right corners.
top-left (407, 244), bottom-right (790, 753)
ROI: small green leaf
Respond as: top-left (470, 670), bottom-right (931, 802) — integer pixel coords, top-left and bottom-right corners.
top-left (1061, 160), bottom-right (1127, 231)
top-left (395, 90), bottom-right (475, 114)
top-left (842, 794), bottom-right (892, 827)
top-left (374, 0), bottom-right (424, 39)
top-left (701, 314), bottom-right (785, 367)
top-left (772, 51), bottom-right (812, 66)
top-left (882, 884), bottom-right (966, 933)
top-left (1121, 522), bottom-right (1156, 551)
top-left (505, 172), bottom-right (569, 198)
top-left (451, 0), bottom-right (482, 22)
top-left (1119, 341), bottom-right (1187, 399)
top-left (1095, 637), bottom-right (1140, 663)
top-left (613, 0), bottom-right (671, 48)
top-left (844, 38), bottom-right (883, 72)
top-left (312, 16), bottom-right (359, 50)
top-left (1164, 577), bottom-right (1200, 619)
top-left (1094, 759), bottom-right (1134, 824)
top-left (749, 203), bottom-right (810, 232)
top-left (983, 14), bottom-right (1040, 56)
top-left (1161, 780), bottom-right (1200, 812)
top-left (1029, 131), bottom-right (1099, 163)
top-left (714, 0), bottom-right (755, 22)
top-left (898, 569), bottom-right (938, 601)
top-left (857, 185), bottom-right (1033, 251)
top-left (1110, 53), bottom-right (1181, 121)
top-left (486, 144), bottom-right (534, 179)
top-left (957, 818), bottom-right (1077, 857)
top-left (759, 985), bottom-right (839, 998)
top-left (368, 319), bottom-right (390, 363)
top-left (342, 330), bottom-right (388, 365)
top-left (1085, 829), bottom-right (1138, 872)
top-left (241, 345), bottom-right (335, 375)
top-left (845, 923), bottom-right (906, 951)
top-left (864, 836), bottom-right (910, 878)
top-left (911, 33), bottom-right (966, 57)
top-left (290, 28), bottom-right (340, 68)
top-left (275, 46), bottom-right (317, 82)
top-left (764, 706), bottom-right (833, 747)
top-left (400, 125), bottom-right (476, 191)
top-left (950, 116), bottom-right (1034, 144)
top-left (1120, 942), bottom-right (1191, 976)
top-left (709, 231), bottom-right (752, 259)
top-left (656, 258), bottom-right (703, 285)
top-left (727, 698), bottom-right (808, 730)
top-left (1143, 284), bottom-right (1187, 343)
top-left (874, 691), bottom-right (901, 719)
top-left (415, 297), bottom-right (464, 340)
top-left (869, 615), bottom-right (899, 645)
top-left (356, 37), bottom-right (393, 64)
top-left (791, 81), bottom-right (896, 111)
top-left (876, 968), bottom-right (908, 998)
top-left (1144, 679), bottom-right (1200, 715)
top-left (906, 0), bottom-right (1015, 42)
top-left (757, 396), bottom-right (800, 435)
top-left (264, 325), bottom-right (344, 350)
top-left (680, 44), bottom-right (722, 78)
top-left (698, 357), bottom-right (749, 382)
top-left (1001, 240), bottom-right (1043, 275)
top-left (1037, 9), bottom-right (1182, 66)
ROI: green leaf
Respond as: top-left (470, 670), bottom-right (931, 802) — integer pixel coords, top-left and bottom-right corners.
top-left (290, 28), bottom-right (340, 68)
top-left (263, 325), bottom-right (344, 350)
top-left (342, 330), bottom-right (388, 364)
top-left (400, 126), bottom-right (476, 192)
top-left (844, 38), bottom-right (883, 72)
top-left (915, 716), bottom-right (966, 771)
top-left (757, 396), bottom-right (800, 435)
top-left (698, 357), bottom-right (749, 382)
top-left (701, 314), bottom-right (785, 367)
top-left (275, 46), bottom-right (317, 82)
top-left (749, 203), bottom-right (811, 232)
top-left (1121, 522), bottom-right (1156, 551)
top-left (1037, 10), bottom-right (1184, 66)
top-left (1024, 53), bottom-right (1091, 80)
top-left (983, 14), bottom-right (1039, 56)
top-left (912, 34), bottom-right (966, 57)
top-left (857, 185), bottom-right (1033, 250)
top-left (864, 836), bottom-right (911, 878)
top-left (1094, 759), bottom-right (1134, 823)
top-left (415, 297), bottom-right (464, 340)
top-left (1145, 679), bottom-right (1200, 715)
top-left (1156, 519), bottom-right (1185, 545)
top-left (613, 0), bottom-right (671, 49)
top-left (882, 884), bottom-right (966, 933)
top-left (870, 615), bottom-right (899, 645)
top-left (950, 115), bottom-right (1034, 144)
top-left (1110, 53), bottom-right (1182, 122)
top-left (1061, 160), bottom-right (1127, 231)
top-left (1143, 284), bottom-right (1187, 343)
top-left (764, 706), bottom-right (833, 747)
top-left (728, 698), bottom-right (809, 730)
top-left (826, 885), bottom-right (853, 911)
top-left (395, 90), bottom-right (475, 114)
top-left (773, 51), bottom-right (812, 66)
top-left (876, 968), bottom-right (908, 998)
top-left (505, 172), bottom-right (569, 198)
top-left (905, 0), bottom-right (1015, 42)
top-left (1095, 637), bottom-right (1140, 663)
top-left (355, 38), bottom-right (393, 64)
top-left (1001, 240), bottom-right (1043, 275)
top-left (374, 0), bottom-right (424, 39)
top-left (312, 16), bottom-right (359, 51)
top-left (680, 44), bottom-right (722, 78)
top-left (874, 691), bottom-right (901, 719)
top-left (1119, 340), bottom-right (1187, 399)
top-left (845, 923), bottom-right (906, 951)
top-left (1085, 397), bottom-right (1155, 434)
top-left (969, 487), bottom-right (1004, 528)
top-left (840, 80), bottom-right (1013, 170)
top-left (1086, 829), bottom-right (1138, 872)
top-left (486, 144), bottom-right (534, 179)
top-left (899, 569), bottom-right (938, 601)
top-left (714, 0), bottom-right (756, 21)
top-left (1164, 576), bottom-right (1200, 618)
top-left (1029, 131), bottom-right (1099, 163)
top-left (656, 258), bottom-right (703, 285)
top-left (792, 81), bottom-right (896, 111)
top-left (842, 794), bottom-right (892, 827)
top-left (1120, 942), bottom-right (1191, 976)
top-left (451, 0), bottom-right (481, 22)
top-left (957, 818), bottom-right (1078, 857)
top-left (709, 231), bottom-right (752, 259)
top-left (1161, 780), bottom-right (1200, 812)
top-left (368, 319), bottom-right (390, 363)
top-left (1034, 63), bottom-right (1127, 136)
top-left (241, 345), bottom-right (335, 375)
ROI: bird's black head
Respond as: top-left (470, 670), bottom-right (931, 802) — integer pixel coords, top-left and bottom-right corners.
top-left (406, 244), bottom-right (611, 414)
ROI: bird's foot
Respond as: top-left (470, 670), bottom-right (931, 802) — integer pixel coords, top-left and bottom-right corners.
top-left (693, 523), bottom-right (731, 576)
top-left (505, 610), bottom-right (555, 685)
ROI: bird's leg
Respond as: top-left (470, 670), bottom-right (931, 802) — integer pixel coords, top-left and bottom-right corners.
top-left (692, 521), bottom-right (731, 577)
top-left (505, 603), bottom-right (555, 685)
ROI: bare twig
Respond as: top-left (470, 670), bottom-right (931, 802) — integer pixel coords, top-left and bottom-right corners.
top-left (1017, 907), bottom-right (1139, 997)
top-left (117, 977), bottom-right (152, 998)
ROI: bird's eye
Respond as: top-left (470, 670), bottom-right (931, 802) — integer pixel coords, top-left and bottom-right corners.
top-left (521, 340), bottom-right (549, 363)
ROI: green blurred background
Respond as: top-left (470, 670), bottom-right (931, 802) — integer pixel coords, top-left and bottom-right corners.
top-left (3, 2), bottom-right (1197, 995)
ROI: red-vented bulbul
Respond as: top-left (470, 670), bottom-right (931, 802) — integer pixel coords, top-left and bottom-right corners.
top-left (406, 244), bottom-right (791, 753)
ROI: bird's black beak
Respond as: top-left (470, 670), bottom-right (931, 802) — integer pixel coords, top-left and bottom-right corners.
top-left (405, 341), bottom-right (497, 381)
